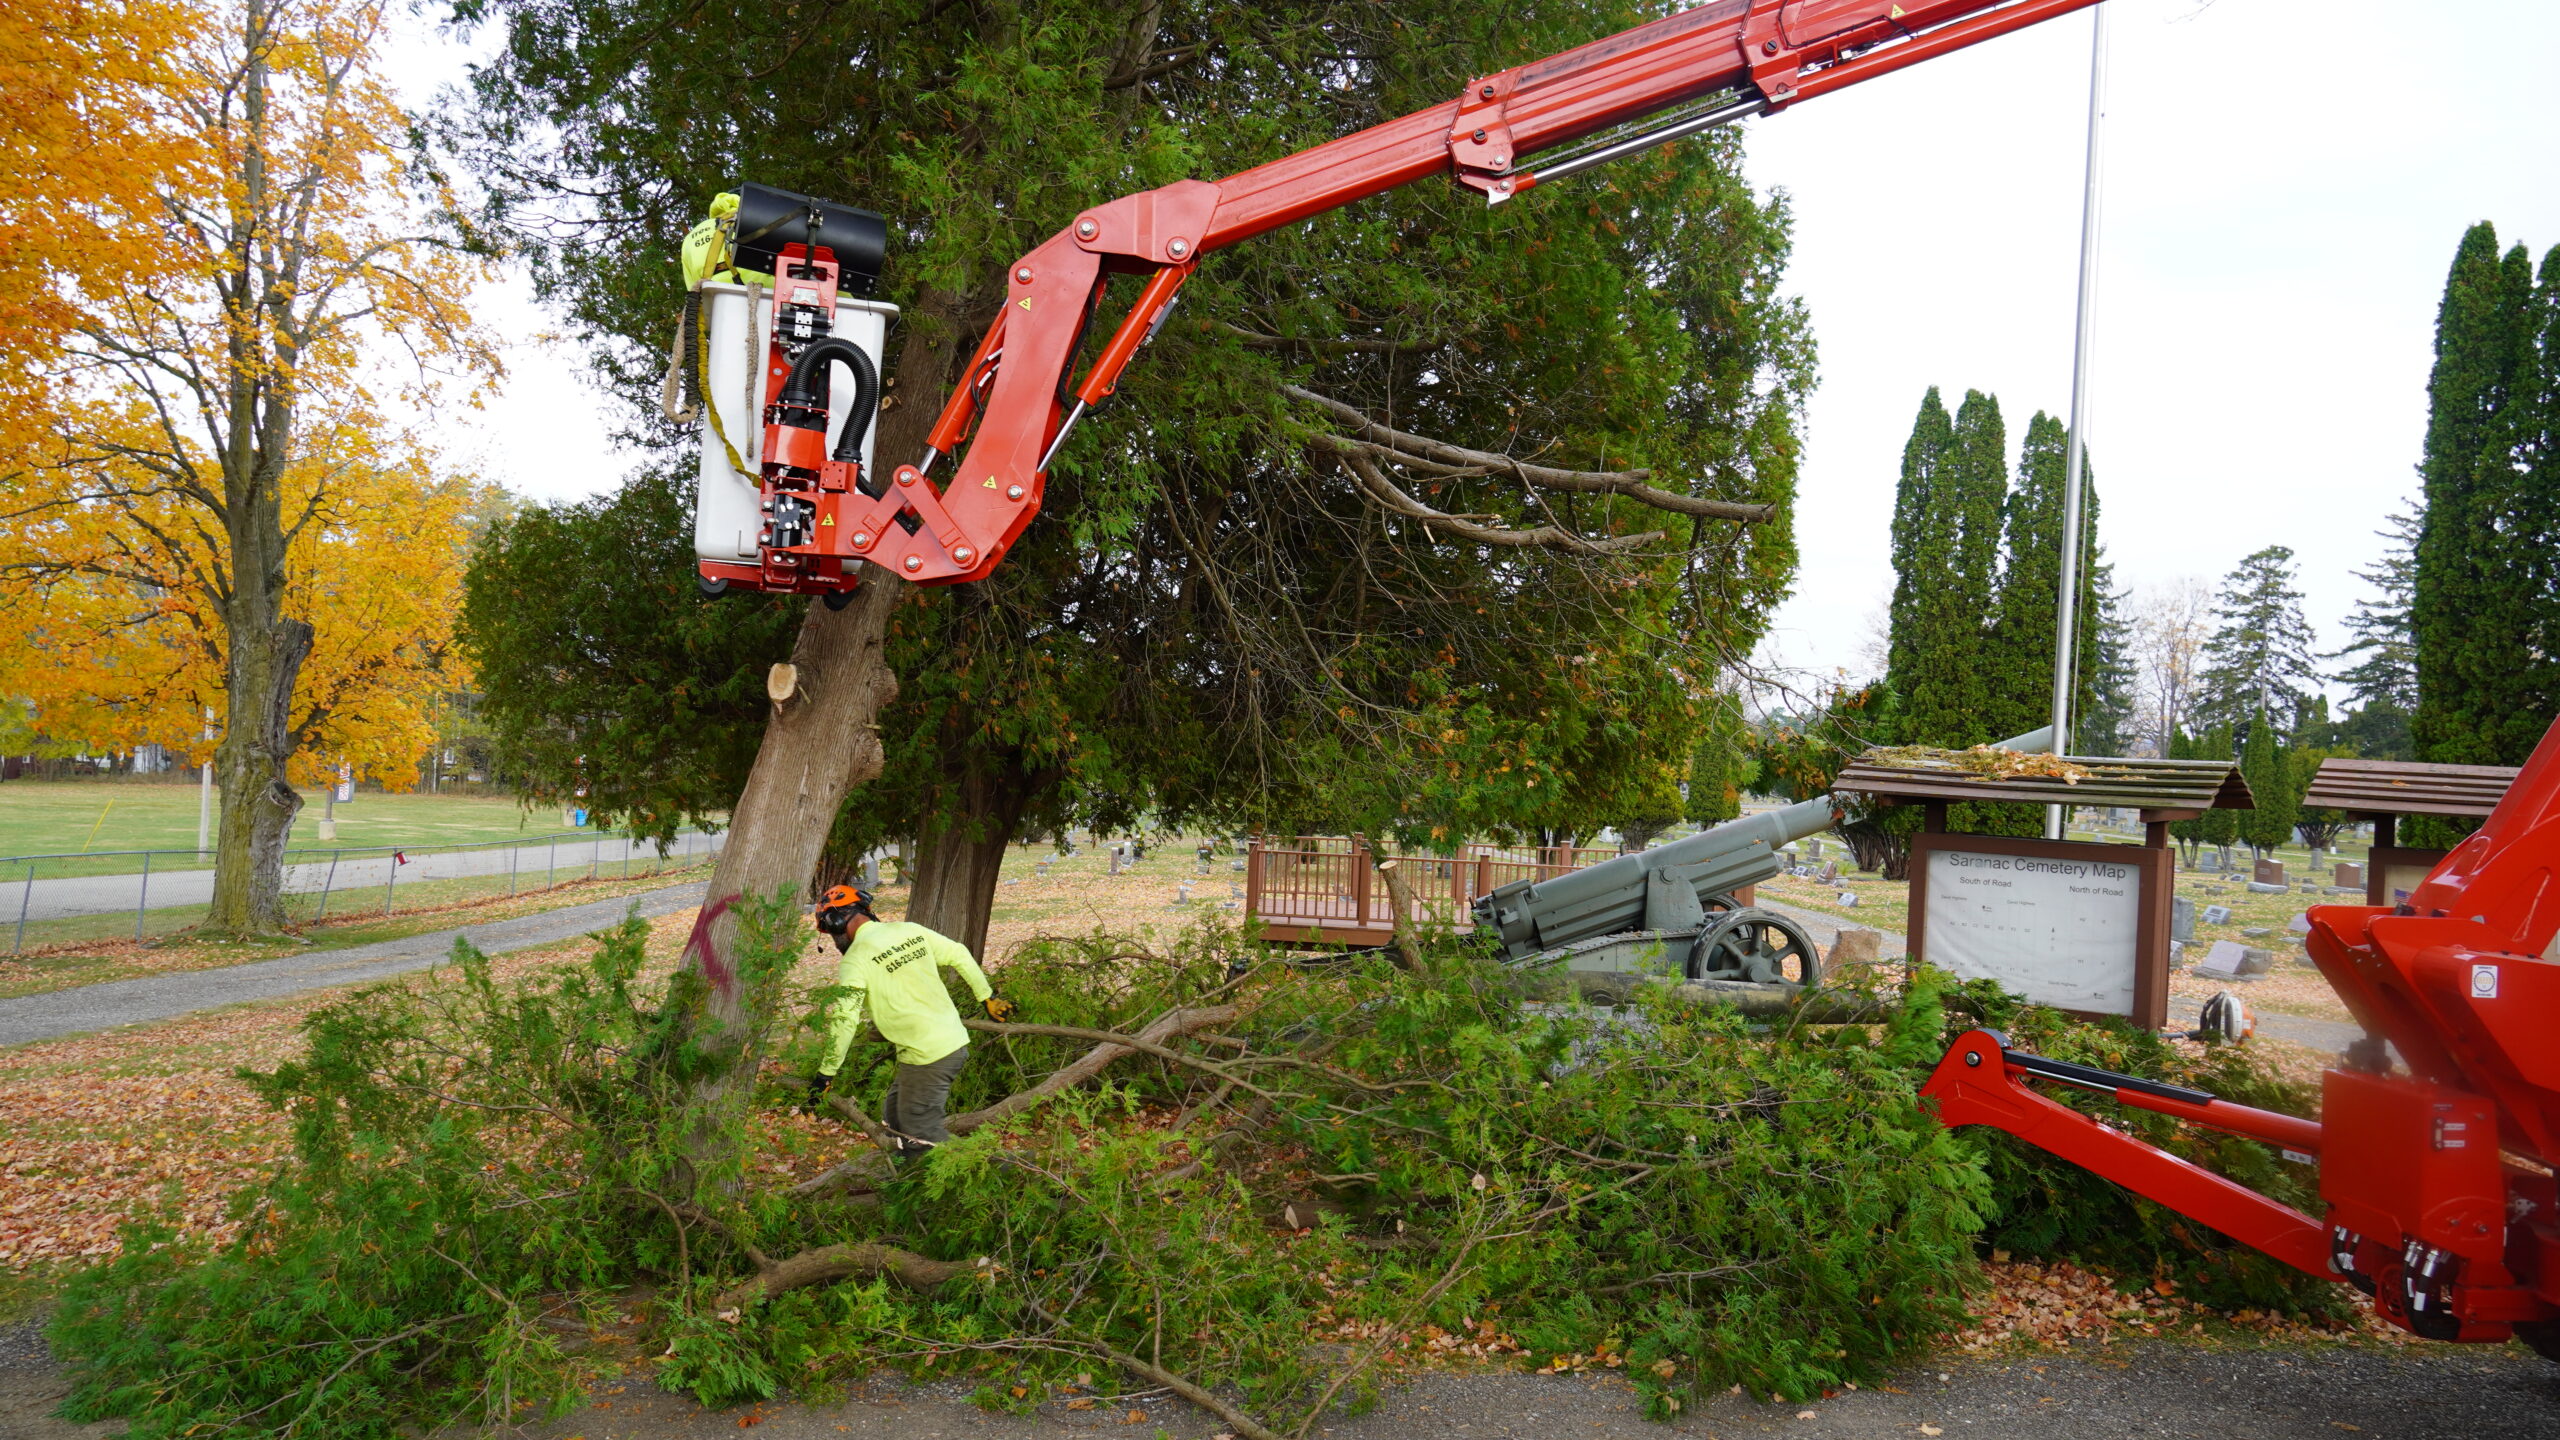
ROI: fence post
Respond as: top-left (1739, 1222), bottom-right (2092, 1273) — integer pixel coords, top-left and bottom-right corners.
top-left (317, 851), bottom-right (339, 920)
top-left (1244, 840), bottom-right (1262, 923)
top-left (624, 835), bottom-right (632, 879)
top-left (135, 851), bottom-right (152, 943)
top-left (383, 851), bottom-right (399, 915)
top-left (1352, 841), bottom-right (1371, 929)
top-left (588, 838), bottom-right (600, 882)
top-left (13, 861), bottom-right (31, 956)
top-left (508, 842), bottom-right (518, 898)
top-left (546, 838), bottom-right (557, 889)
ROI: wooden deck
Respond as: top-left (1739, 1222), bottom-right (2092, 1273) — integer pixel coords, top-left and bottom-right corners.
top-left (1242, 840), bottom-right (1615, 946)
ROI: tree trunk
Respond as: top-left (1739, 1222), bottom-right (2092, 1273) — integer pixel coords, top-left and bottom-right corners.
top-left (906, 749), bottom-right (1042, 957)
top-left (671, 286), bottom-right (979, 1179)
top-left (1837, 818), bottom-right (1908, 882)
top-left (206, 614), bottom-right (313, 936)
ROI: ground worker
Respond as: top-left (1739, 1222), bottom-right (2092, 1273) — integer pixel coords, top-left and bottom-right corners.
top-left (802, 884), bottom-right (1016, 1157)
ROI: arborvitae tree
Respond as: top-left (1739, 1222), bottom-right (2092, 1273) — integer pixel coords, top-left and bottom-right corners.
top-left (2236, 712), bottom-right (2296, 861)
top-left (2330, 506), bottom-right (2419, 759)
top-left (2195, 546), bottom-right (2320, 739)
top-left (1983, 410), bottom-right (2110, 749)
top-left (2195, 723), bottom-right (2241, 863)
top-left (2412, 224), bottom-right (2553, 770)
top-left (1883, 387), bottom-right (1986, 747)
top-left (1683, 688), bottom-right (1751, 828)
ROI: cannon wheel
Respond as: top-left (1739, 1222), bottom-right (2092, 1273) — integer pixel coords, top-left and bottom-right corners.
top-left (1688, 908), bottom-right (1821, 988)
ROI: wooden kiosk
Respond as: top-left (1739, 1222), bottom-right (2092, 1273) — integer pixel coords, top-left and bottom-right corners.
top-left (2301, 758), bottom-right (2521, 906)
top-left (1830, 752), bottom-right (2255, 1030)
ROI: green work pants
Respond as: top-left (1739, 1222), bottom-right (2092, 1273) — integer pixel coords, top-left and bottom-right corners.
top-left (888, 1044), bottom-right (970, 1148)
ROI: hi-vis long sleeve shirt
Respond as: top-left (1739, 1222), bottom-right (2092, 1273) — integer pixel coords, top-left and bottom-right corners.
top-left (818, 920), bottom-right (993, 1072)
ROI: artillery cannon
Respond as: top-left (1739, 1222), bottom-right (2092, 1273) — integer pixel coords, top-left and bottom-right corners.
top-left (1472, 727), bottom-right (2053, 998)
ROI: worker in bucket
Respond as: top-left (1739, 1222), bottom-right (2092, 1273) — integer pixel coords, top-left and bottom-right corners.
top-left (802, 884), bottom-right (1016, 1159)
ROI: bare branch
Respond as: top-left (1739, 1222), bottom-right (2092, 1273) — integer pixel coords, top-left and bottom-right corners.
top-left (1324, 441), bottom-right (1663, 556)
top-left (1284, 384), bottom-right (1775, 523)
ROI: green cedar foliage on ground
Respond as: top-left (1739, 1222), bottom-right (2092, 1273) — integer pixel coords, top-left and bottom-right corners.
top-left (48, 902), bottom-right (2342, 1439)
top-left (2411, 224), bottom-right (2560, 779)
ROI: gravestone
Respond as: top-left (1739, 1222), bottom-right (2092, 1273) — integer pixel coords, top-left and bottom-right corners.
top-left (2171, 896), bottom-right (2196, 944)
top-left (2202, 904), bottom-right (2233, 926)
top-left (2199, 852), bottom-right (2225, 873)
top-left (862, 853), bottom-right (881, 887)
top-left (2192, 940), bottom-right (2272, 981)
top-left (2287, 912), bottom-right (2312, 935)
top-left (1818, 861), bottom-right (1841, 886)
top-left (2254, 857), bottom-right (2287, 886)
top-left (1108, 848), bottom-right (1122, 877)
top-left (1175, 884), bottom-right (1192, 907)
top-left (1806, 838), bottom-right (1824, 860)
top-left (1835, 891), bottom-right (1860, 907)
top-left (1035, 860), bottom-right (1050, 879)
top-left (1231, 857), bottom-right (1247, 873)
top-left (2334, 862), bottom-right (2365, 890)
top-left (1827, 927), bottom-right (1882, 968)
top-left (2247, 881), bottom-right (2287, 895)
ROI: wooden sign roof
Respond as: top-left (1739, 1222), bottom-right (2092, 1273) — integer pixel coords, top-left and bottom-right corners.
top-left (1831, 749), bottom-right (2254, 819)
top-left (2302, 757), bottom-right (2519, 819)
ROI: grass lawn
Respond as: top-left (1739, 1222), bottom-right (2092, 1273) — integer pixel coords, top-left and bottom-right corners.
top-left (0, 780), bottom-right (603, 860)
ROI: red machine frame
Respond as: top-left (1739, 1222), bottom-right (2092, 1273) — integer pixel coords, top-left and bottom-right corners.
top-left (1925, 712), bottom-right (2560, 1348)
top-left (697, 0), bottom-right (2105, 598)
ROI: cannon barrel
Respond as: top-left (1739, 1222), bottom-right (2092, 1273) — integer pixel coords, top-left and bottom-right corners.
top-left (1471, 725), bottom-right (2053, 962)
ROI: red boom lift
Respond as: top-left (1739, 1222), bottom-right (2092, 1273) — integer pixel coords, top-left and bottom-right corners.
top-left (693, 0), bottom-right (2110, 597)
top-left (694, 0), bottom-right (2560, 1355)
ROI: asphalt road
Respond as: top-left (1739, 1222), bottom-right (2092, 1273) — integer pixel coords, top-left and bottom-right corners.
top-left (8, 1322), bottom-right (2556, 1440)
top-left (0, 831), bottom-right (716, 926)
top-left (0, 881), bottom-right (706, 1048)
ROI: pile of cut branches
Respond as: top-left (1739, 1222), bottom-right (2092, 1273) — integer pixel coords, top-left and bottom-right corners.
top-left (1860, 744), bottom-right (2095, 785)
top-left (44, 898), bottom-right (2333, 1438)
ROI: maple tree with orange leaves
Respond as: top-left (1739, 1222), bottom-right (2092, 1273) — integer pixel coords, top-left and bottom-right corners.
top-left (0, 0), bottom-right (498, 934)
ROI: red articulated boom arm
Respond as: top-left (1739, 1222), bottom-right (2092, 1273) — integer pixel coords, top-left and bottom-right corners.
top-left (1926, 710), bottom-right (2560, 1353)
top-left (703, 0), bottom-right (2102, 596)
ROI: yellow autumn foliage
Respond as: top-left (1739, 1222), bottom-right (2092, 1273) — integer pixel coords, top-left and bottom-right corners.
top-left (1, 0), bottom-right (499, 795)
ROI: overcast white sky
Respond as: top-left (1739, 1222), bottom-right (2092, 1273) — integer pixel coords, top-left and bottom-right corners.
top-left (394, 0), bottom-right (2560, 685)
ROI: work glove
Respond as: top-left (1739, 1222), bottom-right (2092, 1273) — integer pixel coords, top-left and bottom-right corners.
top-left (801, 1071), bottom-right (833, 1113)
top-left (982, 995), bottom-right (1019, 1023)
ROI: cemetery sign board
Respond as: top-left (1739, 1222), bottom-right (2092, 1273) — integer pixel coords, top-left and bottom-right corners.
top-left (1910, 832), bottom-right (2171, 1027)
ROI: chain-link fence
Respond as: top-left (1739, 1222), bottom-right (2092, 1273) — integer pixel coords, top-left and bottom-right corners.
top-left (4, 829), bottom-right (723, 955)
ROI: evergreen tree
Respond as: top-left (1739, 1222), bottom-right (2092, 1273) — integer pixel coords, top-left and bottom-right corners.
top-left (2195, 546), bottom-right (2320, 739)
top-left (2329, 506), bottom-right (2418, 759)
top-left (1882, 388), bottom-right (1988, 746)
top-left (2195, 723), bottom-right (2241, 862)
top-left (2077, 565), bottom-right (2140, 756)
top-left (2236, 711), bottom-right (2296, 861)
top-left (1984, 410), bottom-right (2110, 749)
top-left (2411, 224), bottom-right (2554, 769)
top-left (1683, 688), bottom-right (1751, 828)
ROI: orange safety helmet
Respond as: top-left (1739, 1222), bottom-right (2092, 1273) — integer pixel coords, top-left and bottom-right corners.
top-left (814, 883), bottom-right (876, 932)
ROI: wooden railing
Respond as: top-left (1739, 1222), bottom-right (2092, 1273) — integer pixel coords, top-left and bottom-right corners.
top-left (1243, 838), bottom-right (1614, 944)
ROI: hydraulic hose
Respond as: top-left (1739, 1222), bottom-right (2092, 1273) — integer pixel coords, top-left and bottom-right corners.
top-left (775, 336), bottom-right (880, 463)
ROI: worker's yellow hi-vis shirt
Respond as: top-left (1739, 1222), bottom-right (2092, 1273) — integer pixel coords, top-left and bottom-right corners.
top-left (818, 921), bottom-right (992, 1072)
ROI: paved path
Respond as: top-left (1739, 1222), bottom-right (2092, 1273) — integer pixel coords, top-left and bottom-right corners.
top-left (0, 882), bottom-right (706, 1048)
top-left (8, 1323), bottom-right (2553, 1440)
top-left (2, 832), bottom-right (716, 927)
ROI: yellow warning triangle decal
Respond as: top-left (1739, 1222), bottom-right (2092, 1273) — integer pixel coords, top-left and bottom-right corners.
top-left (1890, 3), bottom-right (1904, 13)
top-left (1018, 298), bottom-right (1032, 310)
top-left (821, 514), bottom-right (835, 525)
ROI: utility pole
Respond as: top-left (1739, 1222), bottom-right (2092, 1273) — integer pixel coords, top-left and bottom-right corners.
top-left (2046, 2), bottom-right (2108, 841)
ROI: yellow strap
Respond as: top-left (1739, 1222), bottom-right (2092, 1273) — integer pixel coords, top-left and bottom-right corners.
top-left (698, 281), bottom-right (764, 485)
